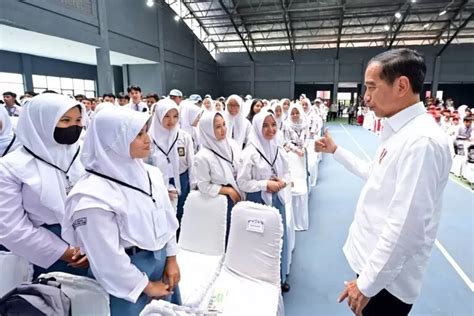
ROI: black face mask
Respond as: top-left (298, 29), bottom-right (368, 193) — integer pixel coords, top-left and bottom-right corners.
top-left (54, 125), bottom-right (83, 145)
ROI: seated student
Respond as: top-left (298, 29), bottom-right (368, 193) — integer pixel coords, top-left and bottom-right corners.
top-left (457, 116), bottom-right (473, 140)
top-left (63, 107), bottom-right (180, 316)
top-left (149, 99), bottom-right (195, 225)
top-left (194, 111), bottom-right (242, 245)
top-left (0, 94), bottom-right (88, 277)
top-left (201, 97), bottom-right (215, 111)
top-left (224, 94), bottom-right (253, 149)
top-left (0, 105), bottom-right (21, 157)
top-left (283, 103), bottom-right (309, 157)
top-left (237, 110), bottom-right (291, 292)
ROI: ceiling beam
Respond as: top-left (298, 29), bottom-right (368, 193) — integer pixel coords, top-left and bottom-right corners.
top-left (432, 0), bottom-right (469, 45)
top-left (388, 4), bottom-right (412, 49)
top-left (217, 0), bottom-right (253, 61)
top-left (230, 0), bottom-right (256, 50)
top-left (335, 0), bottom-right (346, 59)
top-left (437, 12), bottom-right (473, 56)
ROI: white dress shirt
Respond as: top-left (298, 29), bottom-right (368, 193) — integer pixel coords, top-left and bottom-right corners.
top-left (334, 102), bottom-right (452, 304)
top-left (0, 150), bottom-right (70, 268)
top-left (65, 165), bottom-right (178, 302)
top-left (129, 101), bottom-right (149, 113)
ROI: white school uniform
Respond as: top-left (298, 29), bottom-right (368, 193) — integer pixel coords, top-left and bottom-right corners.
top-left (224, 94), bottom-right (253, 148)
top-left (237, 111), bottom-right (291, 205)
top-left (194, 110), bottom-right (242, 197)
top-left (0, 105), bottom-right (21, 156)
top-left (283, 103), bottom-right (309, 151)
top-left (63, 107), bottom-right (179, 303)
top-left (149, 99), bottom-right (195, 193)
top-left (0, 94), bottom-right (85, 268)
top-left (129, 101), bottom-right (149, 113)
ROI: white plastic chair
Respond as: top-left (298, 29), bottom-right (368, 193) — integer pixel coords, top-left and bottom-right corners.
top-left (38, 272), bottom-right (110, 316)
top-left (140, 299), bottom-right (207, 316)
top-left (0, 251), bottom-right (33, 297)
top-left (288, 151), bottom-right (309, 231)
top-left (203, 201), bottom-right (284, 316)
top-left (178, 191), bottom-right (228, 307)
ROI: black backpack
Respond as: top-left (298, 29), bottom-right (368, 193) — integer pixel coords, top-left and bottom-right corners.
top-left (0, 277), bottom-right (71, 316)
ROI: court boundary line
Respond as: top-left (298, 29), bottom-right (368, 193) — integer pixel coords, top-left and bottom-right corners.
top-left (338, 123), bottom-right (474, 292)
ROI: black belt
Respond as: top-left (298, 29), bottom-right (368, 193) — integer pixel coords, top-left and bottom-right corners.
top-left (125, 246), bottom-right (146, 256)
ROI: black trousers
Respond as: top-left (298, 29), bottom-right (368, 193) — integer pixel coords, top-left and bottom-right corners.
top-left (362, 288), bottom-right (413, 316)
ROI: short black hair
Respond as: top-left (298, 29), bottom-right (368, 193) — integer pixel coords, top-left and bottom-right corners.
top-left (146, 93), bottom-right (159, 101)
top-left (117, 92), bottom-right (130, 100)
top-left (24, 91), bottom-right (37, 97)
top-left (102, 93), bottom-right (116, 99)
top-left (2, 91), bottom-right (17, 98)
top-left (368, 48), bottom-right (426, 94)
top-left (127, 85), bottom-right (141, 93)
top-left (42, 90), bottom-right (58, 94)
top-left (75, 94), bottom-right (86, 101)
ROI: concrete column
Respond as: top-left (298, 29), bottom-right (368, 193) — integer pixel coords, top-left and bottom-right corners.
top-left (431, 56), bottom-right (441, 98)
top-left (250, 62), bottom-right (255, 96)
top-left (332, 59), bottom-right (340, 103)
top-left (122, 65), bottom-right (129, 90)
top-left (95, 0), bottom-right (114, 95)
top-left (20, 54), bottom-right (33, 92)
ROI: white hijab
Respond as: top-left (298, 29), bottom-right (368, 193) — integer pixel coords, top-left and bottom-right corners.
top-left (201, 98), bottom-right (215, 111)
top-left (249, 111), bottom-right (287, 205)
top-left (179, 100), bottom-right (201, 136)
top-left (0, 105), bottom-right (17, 155)
top-left (63, 107), bottom-right (178, 250)
top-left (224, 94), bottom-right (248, 146)
top-left (8, 94), bottom-right (85, 221)
top-left (271, 102), bottom-right (284, 129)
top-left (150, 99), bottom-right (181, 193)
top-left (199, 110), bottom-right (240, 192)
top-left (286, 102), bottom-right (308, 134)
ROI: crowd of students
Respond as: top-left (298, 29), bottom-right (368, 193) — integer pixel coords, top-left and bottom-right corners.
top-left (0, 86), bottom-right (329, 315)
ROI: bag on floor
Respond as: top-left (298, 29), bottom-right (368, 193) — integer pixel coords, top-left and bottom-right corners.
top-left (0, 277), bottom-right (71, 316)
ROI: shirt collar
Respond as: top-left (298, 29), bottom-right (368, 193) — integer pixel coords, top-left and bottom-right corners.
top-left (381, 102), bottom-right (425, 140)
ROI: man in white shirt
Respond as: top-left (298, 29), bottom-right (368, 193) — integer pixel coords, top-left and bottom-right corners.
top-left (2, 91), bottom-right (22, 117)
top-left (128, 85), bottom-right (149, 112)
top-left (316, 48), bottom-right (452, 316)
top-left (169, 89), bottom-right (183, 106)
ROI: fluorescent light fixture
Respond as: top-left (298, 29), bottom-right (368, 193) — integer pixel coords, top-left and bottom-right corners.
top-left (146, 0), bottom-right (154, 7)
top-left (174, 15), bottom-right (180, 21)
top-left (384, 25), bottom-right (390, 31)
top-left (439, 9), bottom-right (447, 16)
top-left (395, 12), bottom-right (402, 19)
top-left (411, 0), bottom-right (416, 2)
top-left (423, 23), bottom-right (430, 29)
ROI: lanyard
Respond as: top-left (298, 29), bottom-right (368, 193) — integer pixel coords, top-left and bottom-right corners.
top-left (23, 145), bottom-right (80, 182)
top-left (153, 132), bottom-right (179, 163)
top-left (255, 147), bottom-right (279, 176)
top-left (208, 147), bottom-right (234, 169)
top-left (86, 169), bottom-right (155, 203)
top-left (2, 134), bottom-right (16, 157)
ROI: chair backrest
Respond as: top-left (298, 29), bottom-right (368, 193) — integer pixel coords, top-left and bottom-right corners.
top-left (179, 191), bottom-right (228, 256)
top-left (38, 272), bottom-right (110, 316)
top-left (140, 299), bottom-right (205, 316)
top-left (0, 251), bottom-right (33, 297)
top-left (224, 201), bottom-right (282, 286)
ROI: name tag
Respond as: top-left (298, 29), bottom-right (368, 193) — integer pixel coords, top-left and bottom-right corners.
top-left (178, 147), bottom-right (185, 157)
top-left (247, 219), bottom-right (264, 234)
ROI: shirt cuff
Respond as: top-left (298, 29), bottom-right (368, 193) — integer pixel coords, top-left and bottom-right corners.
top-left (165, 235), bottom-right (179, 257)
top-left (258, 180), bottom-right (268, 191)
top-left (129, 273), bottom-right (149, 303)
top-left (356, 272), bottom-right (381, 298)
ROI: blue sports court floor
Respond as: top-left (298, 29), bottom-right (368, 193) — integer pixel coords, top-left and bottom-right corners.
top-left (283, 122), bottom-right (474, 316)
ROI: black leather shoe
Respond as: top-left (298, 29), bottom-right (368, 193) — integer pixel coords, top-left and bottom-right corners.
top-left (281, 282), bottom-right (291, 293)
